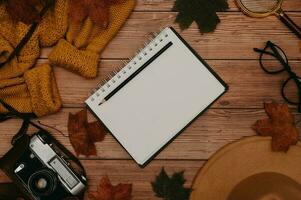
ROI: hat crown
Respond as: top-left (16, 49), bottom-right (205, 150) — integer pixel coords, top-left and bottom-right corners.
top-left (260, 194), bottom-right (282, 200)
top-left (190, 137), bottom-right (301, 200)
top-left (228, 172), bottom-right (301, 200)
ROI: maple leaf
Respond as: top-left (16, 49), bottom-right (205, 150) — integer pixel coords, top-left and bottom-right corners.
top-left (68, 109), bottom-right (107, 156)
top-left (87, 121), bottom-right (107, 142)
top-left (151, 168), bottom-right (192, 200)
top-left (69, 0), bottom-right (125, 28)
top-left (2, 0), bottom-right (54, 24)
top-left (89, 175), bottom-right (132, 200)
top-left (68, 0), bottom-right (87, 23)
top-left (89, 0), bottom-right (110, 29)
top-left (252, 102), bottom-right (299, 152)
top-left (173, 0), bottom-right (229, 33)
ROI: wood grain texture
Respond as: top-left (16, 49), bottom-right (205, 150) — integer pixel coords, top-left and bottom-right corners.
top-left (134, 0), bottom-right (301, 12)
top-left (42, 12), bottom-right (301, 59)
top-left (84, 160), bottom-right (203, 199)
top-left (1, 1), bottom-right (301, 199)
top-left (0, 160), bottom-right (204, 199)
top-left (0, 108), bottom-right (299, 160)
top-left (49, 60), bottom-right (301, 108)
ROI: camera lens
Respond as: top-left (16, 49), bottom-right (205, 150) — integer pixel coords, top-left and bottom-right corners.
top-left (28, 169), bottom-right (57, 197)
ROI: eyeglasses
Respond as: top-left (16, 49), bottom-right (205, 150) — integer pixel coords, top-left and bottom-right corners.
top-left (254, 41), bottom-right (301, 112)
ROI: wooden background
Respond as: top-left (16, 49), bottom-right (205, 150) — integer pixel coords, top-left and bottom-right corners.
top-left (1, 0), bottom-right (301, 199)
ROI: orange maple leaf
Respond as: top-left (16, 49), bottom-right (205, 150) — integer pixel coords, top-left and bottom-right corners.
top-left (68, 109), bottom-right (107, 156)
top-left (5, 0), bottom-right (43, 24)
top-left (69, 0), bottom-right (125, 28)
top-left (252, 102), bottom-right (299, 152)
top-left (89, 176), bottom-right (132, 200)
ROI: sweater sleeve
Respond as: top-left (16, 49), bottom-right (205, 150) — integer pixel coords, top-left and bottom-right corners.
top-left (48, 0), bottom-right (135, 78)
top-left (0, 20), bottom-right (40, 80)
top-left (38, 0), bottom-right (69, 47)
top-left (0, 64), bottom-right (61, 117)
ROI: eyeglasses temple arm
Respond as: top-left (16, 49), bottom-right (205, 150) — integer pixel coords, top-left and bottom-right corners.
top-left (253, 48), bottom-right (280, 59)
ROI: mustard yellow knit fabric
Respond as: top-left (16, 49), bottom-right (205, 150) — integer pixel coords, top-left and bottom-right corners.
top-left (49, 0), bottom-right (136, 78)
top-left (0, 1), bottom-right (67, 116)
top-left (0, 0), bottom-right (135, 117)
top-left (0, 6), bottom-right (40, 79)
top-left (38, 0), bottom-right (68, 47)
top-left (0, 0), bottom-right (68, 79)
top-left (0, 64), bottom-right (61, 117)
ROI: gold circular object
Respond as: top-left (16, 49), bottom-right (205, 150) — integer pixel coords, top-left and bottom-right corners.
top-left (235, 0), bottom-right (283, 18)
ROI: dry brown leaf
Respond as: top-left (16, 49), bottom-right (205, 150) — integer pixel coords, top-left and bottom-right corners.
top-left (89, 176), bottom-right (132, 200)
top-left (68, 0), bottom-right (87, 23)
top-left (252, 102), bottom-right (299, 152)
top-left (89, 0), bottom-right (110, 28)
top-left (87, 121), bottom-right (107, 142)
top-left (68, 109), bottom-right (106, 156)
top-left (4, 0), bottom-right (47, 24)
top-left (68, 109), bottom-right (95, 156)
top-left (69, 0), bottom-right (124, 28)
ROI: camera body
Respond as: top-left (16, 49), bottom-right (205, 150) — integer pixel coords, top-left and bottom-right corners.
top-left (11, 131), bottom-right (87, 200)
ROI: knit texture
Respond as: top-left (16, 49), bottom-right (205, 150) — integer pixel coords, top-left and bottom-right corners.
top-left (0, 8), bottom-right (40, 79)
top-left (0, 64), bottom-right (61, 117)
top-left (0, 0), bottom-right (67, 117)
top-left (0, 0), bottom-right (135, 117)
top-left (0, 0), bottom-right (67, 80)
top-left (50, 39), bottom-right (99, 78)
top-left (38, 0), bottom-right (68, 47)
top-left (49, 0), bottom-right (136, 78)
top-left (0, 33), bottom-right (39, 79)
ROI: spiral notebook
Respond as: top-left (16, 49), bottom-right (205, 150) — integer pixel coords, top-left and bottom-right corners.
top-left (85, 27), bottom-right (228, 166)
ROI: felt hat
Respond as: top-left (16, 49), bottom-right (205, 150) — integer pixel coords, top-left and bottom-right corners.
top-left (190, 136), bottom-right (301, 200)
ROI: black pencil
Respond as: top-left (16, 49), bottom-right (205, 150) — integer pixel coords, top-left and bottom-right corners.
top-left (99, 41), bottom-right (173, 105)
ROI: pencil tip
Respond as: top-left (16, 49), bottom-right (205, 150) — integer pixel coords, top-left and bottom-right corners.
top-left (99, 99), bottom-right (106, 106)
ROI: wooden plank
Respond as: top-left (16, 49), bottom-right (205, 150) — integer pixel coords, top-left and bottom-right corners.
top-left (0, 108), bottom-right (299, 160)
top-left (134, 0), bottom-right (301, 12)
top-left (41, 12), bottom-right (301, 60)
top-left (83, 160), bottom-right (203, 200)
top-left (0, 160), bottom-right (204, 199)
top-left (48, 59), bottom-right (301, 108)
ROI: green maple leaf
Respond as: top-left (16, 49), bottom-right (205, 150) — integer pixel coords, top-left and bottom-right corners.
top-left (151, 168), bottom-right (192, 200)
top-left (173, 0), bottom-right (229, 33)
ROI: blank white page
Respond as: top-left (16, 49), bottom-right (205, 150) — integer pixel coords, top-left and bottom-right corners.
top-left (86, 27), bottom-right (227, 165)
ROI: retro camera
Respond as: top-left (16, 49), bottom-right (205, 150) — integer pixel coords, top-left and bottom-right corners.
top-left (11, 130), bottom-right (87, 200)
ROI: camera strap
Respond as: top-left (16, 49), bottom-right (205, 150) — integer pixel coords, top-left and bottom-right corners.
top-left (0, 99), bottom-right (87, 200)
top-left (0, 99), bottom-right (87, 175)
top-left (0, 0), bottom-right (55, 69)
top-left (0, 100), bottom-right (31, 199)
top-left (0, 99), bottom-right (37, 145)
top-left (0, 183), bottom-right (23, 200)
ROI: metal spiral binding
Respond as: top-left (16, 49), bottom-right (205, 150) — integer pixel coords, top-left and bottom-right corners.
top-left (90, 28), bottom-right (168, 102)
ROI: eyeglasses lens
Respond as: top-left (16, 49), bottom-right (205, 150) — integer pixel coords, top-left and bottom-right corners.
top-left (260, 45), bottom-right (287, 73)
top-left (283, 76), bottom-right (301, 105)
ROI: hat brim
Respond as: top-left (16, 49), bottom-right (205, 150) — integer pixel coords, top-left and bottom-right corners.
top-left (190, 136), bottom-right (301, 200)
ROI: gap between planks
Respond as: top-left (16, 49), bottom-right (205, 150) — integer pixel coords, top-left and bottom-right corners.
top-left (133, 0), bottom-right (301, 12)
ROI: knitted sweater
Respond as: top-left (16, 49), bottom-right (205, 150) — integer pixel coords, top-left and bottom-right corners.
top-left (0, 0), bottom-right (135, 117)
